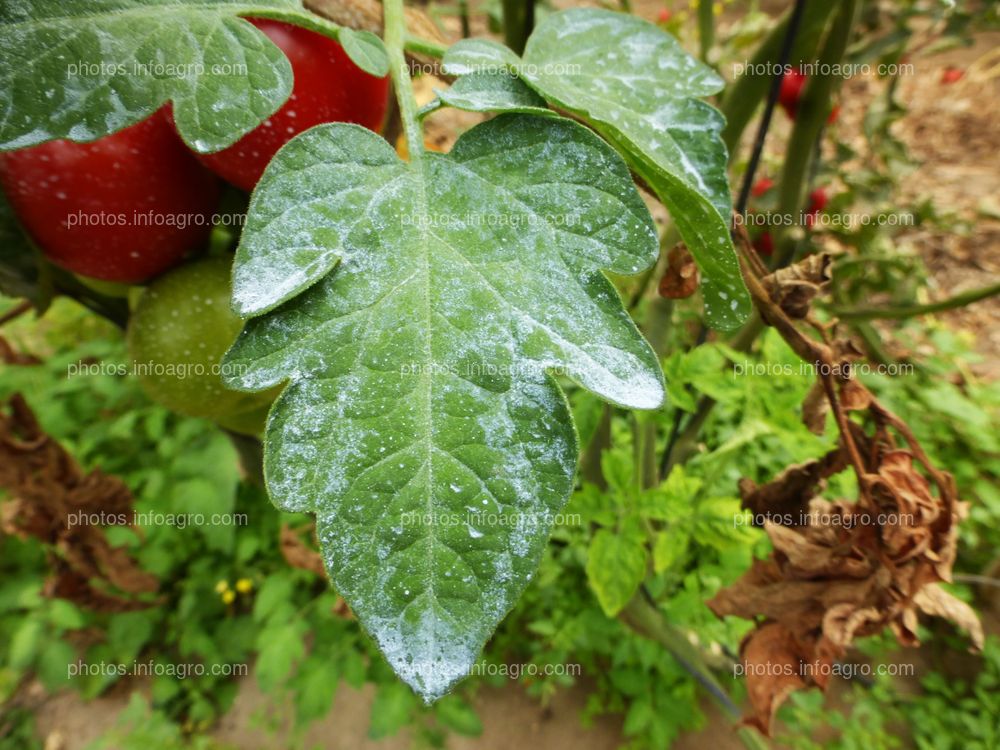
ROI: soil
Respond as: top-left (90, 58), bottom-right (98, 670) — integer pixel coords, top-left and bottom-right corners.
top-left (22, 4), bottom-right (1000, 750)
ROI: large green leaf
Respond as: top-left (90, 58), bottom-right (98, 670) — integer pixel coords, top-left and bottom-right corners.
top-left (223, 114), bottom-right (663, 699)
top-left (441, 8), bottom-right (751, 330)
top-left (0, 0), bottom-right (388, 153)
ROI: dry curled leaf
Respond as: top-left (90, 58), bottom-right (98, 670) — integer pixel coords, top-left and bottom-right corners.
top-left (279, 523), bottom-right (326, 577)
top-left (709, 368), bottom-right (978, 734)
top-left (280, 523), bottom-right (353, 618)
top-left (0, 335), bottom-right (40, 365)
top-left (0, 394), bottom-right (158, 611)
top-left (913, 583), bottom-right (984, 649)
top-left (760, 252), bottom-right (833, 320)
top-left (801, 381), bottom-right (830, 434)
top-left (738, 447), bottom-right (849, 525)
top-left (658, 243), bottom-right (700, 299)
top-left (739, 622), bottom-right (810, 734)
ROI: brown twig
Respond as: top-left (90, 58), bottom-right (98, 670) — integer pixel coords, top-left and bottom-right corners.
top-left (0, 299), bottom-right (32, 327)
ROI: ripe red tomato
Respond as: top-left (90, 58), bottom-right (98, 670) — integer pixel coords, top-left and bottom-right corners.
top-left (753, 231), bottom-right (774, 256)
top-left (657, 8), bottom-right (672, 24)
top-left (804, 187), bottom-right (828, 226)
top-left (940, 66), bottom-right (964, 84)
top-left (751, 177), bottom-right (774, 197)
top-left (192, 19), bottom-right (391, 191)
top-left (779, 68), bottom-right (807, 119)
top-left (0, 109), bottom-right (219, 283)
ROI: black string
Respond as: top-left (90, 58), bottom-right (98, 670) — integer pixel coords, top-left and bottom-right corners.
top-left (734, 0), bottom-right (811, 218)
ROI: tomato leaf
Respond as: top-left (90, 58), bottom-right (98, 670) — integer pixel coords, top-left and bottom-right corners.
top-left (223, 114), bottom-right (663, 700)
top-left (586, 528), bottom-right (648, 617)
top-left (442, 8), bottom-right (751, 330)
top-left (436, 72), bottom-right (550, 115)
top-left (0, 0), bottom-right (388, 153)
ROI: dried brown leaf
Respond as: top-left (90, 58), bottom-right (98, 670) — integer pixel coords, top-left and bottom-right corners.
top-left (913, 583), bottom-right (984, 650)
top-left (658, 243), bottom-right (699, 299)
top-left (0, 394), bottom-right (158, 610)
top-left (760, 253), bottom-right (833, 319)
top-left (738, 622), bottom-right (809, 735)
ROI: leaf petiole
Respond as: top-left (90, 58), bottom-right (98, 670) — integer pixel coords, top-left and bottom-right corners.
top-left (384, 0), bottom-right (425, 165)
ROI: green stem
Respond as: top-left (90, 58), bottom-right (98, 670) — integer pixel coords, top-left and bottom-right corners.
top-left (661, 311), bottom-right (762, 474)
top-left (580, 404), bottom-right (611, 489)
top-left (697, 0), bottom-right (714, 63)
top-left (621, 594), bottom-right (771, 750)
top-left (721, 1), bottom-right (838, 154)
top-left (773, 0), bottom-right (857, 268)
top-left (405, 34), bottom-right (448, 60)
top-left (458, 0), bottom-right (470, 38)
top-left (829, 281), bottom-right (1000, 320)
top-left (502, 0), bottom-right (533, 55)
top-left (385, 0), bottom-right (424, 166)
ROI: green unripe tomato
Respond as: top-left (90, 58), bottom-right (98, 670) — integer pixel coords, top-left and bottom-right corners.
top-left (127, 257), bottom-right (277, 434)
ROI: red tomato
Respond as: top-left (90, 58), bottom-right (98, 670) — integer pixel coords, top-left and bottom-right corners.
top-left (193, 19), bottom-right (391, 191)
top-left (827, 104), bottom-right (841, 124)
top-left (0, 109), bottom-right (219, 283)
top-left (779, 68), bottom-right (807, 119)
top-left (751, 177), bottom-right (774, 197)
top-left (657, 8), bottom-right (672, 24)
top-left (804, 187), bottom-right (828, 226)
top-left (940, 66), bottom-right (964, 84)
top-left (753, 231), bottom-right (774, 256)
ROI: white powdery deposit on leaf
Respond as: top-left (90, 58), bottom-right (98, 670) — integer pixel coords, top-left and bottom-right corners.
top-left (223, 113), bottom-right (663, 700)
top-left (440, 8), bottom-right (749, 330)
top-left (0, 1), bottom-right (296, 152)
top-left (367, 609), bottom-right (479, 703)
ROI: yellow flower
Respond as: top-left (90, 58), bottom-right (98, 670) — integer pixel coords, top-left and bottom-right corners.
top-left (221, 589), bottom-right (236, 605)
top-left (214, 580), bottom-right (229, 594)
top-left (235, 578), bottom-right (253, 594)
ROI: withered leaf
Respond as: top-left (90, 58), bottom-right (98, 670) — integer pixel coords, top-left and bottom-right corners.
top-left (913, 583), bottom-right (984, 650)
top-left (0, 394), bottom-right (158, 610)
top-left (760, 252), bottom-right (832, 319)
top-left (658, 243), bottom-right (700, 299)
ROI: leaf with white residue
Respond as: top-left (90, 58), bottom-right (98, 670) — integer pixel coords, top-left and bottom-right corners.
top-left (442, 8), bottom-right (751, 330)
top-left (223, 114), bottom-right (664, 700)
top-left (0, 0), bottom-right (388, 152)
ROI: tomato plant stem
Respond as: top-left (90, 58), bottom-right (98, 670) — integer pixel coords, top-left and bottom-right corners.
top-left (773, 0), bottom-right (857, 268)
top-left (405, 33), bottom-right (448, 59)
top-left (502, 0), bottom-right (534, 55)
top-left (697, 0), bottom-right (715, 63)
top-left (384, 0), bottom-right (424, 165)
top-left (733, 0), bottom-right (809, 217)
top-left (721, 0), bottom-right (837, 153)
top-left (621, 593), bottom-right (773, 750)
top-left (830, 280), bottom-right (1000, 320)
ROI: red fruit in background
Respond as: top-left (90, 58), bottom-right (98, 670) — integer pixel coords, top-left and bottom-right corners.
top-left (804, 187), bottom-right (828, 226)
top-left (0, 109), bottom-right (219, 283)
top-left (193, 19), bottom-right (391, 191)
top-left (827, 104), bottom-right (841, 124)
top-left (657, 8), bottom-right (672, 23)
top-left (751, 177), bottom-right (775, 197)
top-left (940, 66), bottom-right (964, 84)
top-left (779, 68), bottom-right (807, 119)
top-left (753, 231), bottom-right (774, 256)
